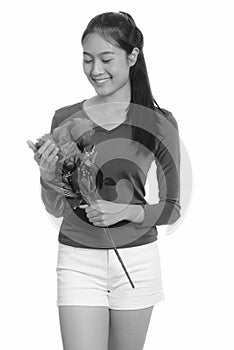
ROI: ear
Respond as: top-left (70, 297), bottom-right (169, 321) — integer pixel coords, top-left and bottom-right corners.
top-left (128, 47), bottom-right (140, 67)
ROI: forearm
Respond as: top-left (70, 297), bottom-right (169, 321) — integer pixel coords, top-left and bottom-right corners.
top-left (125, 204), bottom-right (145, 223)
top-left (124, 202), bottom-right (179, 226)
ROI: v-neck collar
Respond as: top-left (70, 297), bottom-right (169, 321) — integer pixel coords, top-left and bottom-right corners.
top-left (81, 99), bottom-right (129, 134)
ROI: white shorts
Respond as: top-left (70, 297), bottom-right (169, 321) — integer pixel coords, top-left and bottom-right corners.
top-left (56, 240), bottom-right (165, 310)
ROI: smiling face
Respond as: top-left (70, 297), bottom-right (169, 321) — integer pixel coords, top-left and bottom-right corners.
top-left (82, 33), bottom-right (137, 102)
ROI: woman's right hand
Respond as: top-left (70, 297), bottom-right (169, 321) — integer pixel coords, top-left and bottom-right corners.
top-left (27, 139), bottom-right (59, 181)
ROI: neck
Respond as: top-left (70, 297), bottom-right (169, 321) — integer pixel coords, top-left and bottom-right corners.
top-left (94, 80), bottom-right (131, 105)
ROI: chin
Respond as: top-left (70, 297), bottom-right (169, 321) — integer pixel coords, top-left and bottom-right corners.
top-left (95, 89), bottom-right (114, 97)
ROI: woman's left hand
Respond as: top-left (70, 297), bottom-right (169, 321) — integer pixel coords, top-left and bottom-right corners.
top-left (79, 200), bottom-right (128, 227)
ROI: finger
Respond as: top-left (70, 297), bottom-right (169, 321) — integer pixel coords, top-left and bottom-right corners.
top-left (87, 210), bottom-right (103, 220)
top-left (50, 155), bottom-right (59, 166)
top-left (41, 142), bottom-right (56, 157)
top-left (37, 140), bottom-right (53, 155)
top-left (85, 207), bottom-right (97, 214)
top-left (46, 147), bottom-right (59, 164)
top-left (45, 155), bottom-right (58, 170)
top-left (79, 205), bottom-right (89, 209)
top-left (85, 210), bottom-right (98, 221)
top-left (91, 215), bottom-right (103, 222)
top-left (92, 222), bottom-right (104, 226)
top-left (90, 202), bottom-right (99, 210)
top-left (27, 140), bottom-right (37, 153)
top-left (40, 143), bottom-right (57, 161)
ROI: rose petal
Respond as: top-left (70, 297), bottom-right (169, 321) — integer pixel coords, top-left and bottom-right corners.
top-left (71, 118), bottom-right (94, 141)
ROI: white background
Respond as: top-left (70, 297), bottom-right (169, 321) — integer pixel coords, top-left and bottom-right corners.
top-left (1, 0), bottom-right (233, 349)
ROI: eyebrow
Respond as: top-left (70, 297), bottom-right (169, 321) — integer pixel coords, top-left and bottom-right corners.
top-left (83, 51), bottom-right (115, 57)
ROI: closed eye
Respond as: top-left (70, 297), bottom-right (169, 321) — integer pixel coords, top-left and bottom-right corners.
top-left (83, 59), bottom-right (113, 64)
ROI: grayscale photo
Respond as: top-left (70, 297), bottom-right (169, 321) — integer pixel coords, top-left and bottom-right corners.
top-left (1, 1), bottom-right (233, 350)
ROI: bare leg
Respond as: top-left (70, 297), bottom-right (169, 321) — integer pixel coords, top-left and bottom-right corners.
top-left (108, 306), bottom-right (154, 350)
top-left (58, 305), bottom-right (110, 350)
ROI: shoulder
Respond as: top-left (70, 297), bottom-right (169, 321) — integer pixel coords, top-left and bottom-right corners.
top-left (128, 104), bottom-right (179, 139)
top-left (51, 100), bottom-right (86, 129)
top-left (55, 100), bottom-right (85, 117)
top-left (154, 107), bottom-right (179, 131)
top-left (152, 106), bottom-right (179, 145)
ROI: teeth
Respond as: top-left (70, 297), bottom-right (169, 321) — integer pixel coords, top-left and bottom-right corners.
top-left (93, 78), bottom-right (110, 84)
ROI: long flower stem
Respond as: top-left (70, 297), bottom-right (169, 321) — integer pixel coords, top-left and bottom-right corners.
top-left (102, 226), bottom-right (135, 289)
top-left (88, 193), bottom-right (135, 289)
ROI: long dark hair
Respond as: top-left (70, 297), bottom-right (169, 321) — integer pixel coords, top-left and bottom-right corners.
top-left (81, 11), bottom-right (166, 153)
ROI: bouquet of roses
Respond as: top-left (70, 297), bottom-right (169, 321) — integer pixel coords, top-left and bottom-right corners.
top-left (27, 116), bottom-right (135, 288)
top-left (31, 117), bottom-right (96, 210)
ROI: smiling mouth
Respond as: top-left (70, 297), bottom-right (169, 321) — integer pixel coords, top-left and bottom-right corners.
top-left (92, 77), bottom-right (111, 84)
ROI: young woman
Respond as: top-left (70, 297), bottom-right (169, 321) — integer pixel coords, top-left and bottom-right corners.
top-left (28, 11), bottom-right (180, 350)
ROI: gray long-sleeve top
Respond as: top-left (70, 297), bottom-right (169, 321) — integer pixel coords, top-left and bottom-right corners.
top-left (40, 100), bottom-right (180, 249)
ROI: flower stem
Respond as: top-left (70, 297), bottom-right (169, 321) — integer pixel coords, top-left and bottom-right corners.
top-left (102, 226), bottom-right (135, 289)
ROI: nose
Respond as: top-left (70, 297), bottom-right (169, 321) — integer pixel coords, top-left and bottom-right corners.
top-left (91, 59), bottom-right (104, 75)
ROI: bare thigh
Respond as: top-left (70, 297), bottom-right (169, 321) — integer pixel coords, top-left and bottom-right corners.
top-left (108, 306), bottom-right (154, 350)
top-left (58, 306), bottom-right (110, 350)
